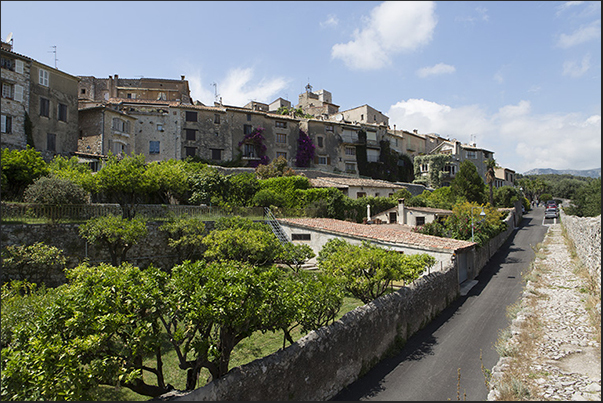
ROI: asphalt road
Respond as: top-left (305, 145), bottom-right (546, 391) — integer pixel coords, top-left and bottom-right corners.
top-left (332, 207), bottom-right (550, 401)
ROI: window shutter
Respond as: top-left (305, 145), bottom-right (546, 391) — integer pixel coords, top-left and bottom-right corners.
top-left (15, 60), bottom-right (24, 74)
top-left (14, 85), bottom-right (23, 102)
top-left (1, 116), bottom-right (6, 133)
top-left (313, 155), bottom-right (318, 164)
top-left (327, 156), bottom-right (331, 165)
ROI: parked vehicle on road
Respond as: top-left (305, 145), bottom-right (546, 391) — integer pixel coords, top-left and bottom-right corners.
top-left (545, 208), bottom-right (558, 219)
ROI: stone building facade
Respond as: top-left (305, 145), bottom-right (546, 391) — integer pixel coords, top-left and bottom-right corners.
top-left (1, 42), bottom-right (30, 150)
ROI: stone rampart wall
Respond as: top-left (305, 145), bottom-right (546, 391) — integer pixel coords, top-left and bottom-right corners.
top-left (560, 210), bottom-right (601, 291)
top-left (174, 265), bottom-right (460, 401)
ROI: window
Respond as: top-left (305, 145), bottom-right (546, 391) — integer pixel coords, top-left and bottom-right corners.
top-left (345, 147), bottom-right (356, 156)
top-left (345, 162), bottom-right (356, 173)
top-left (157, 124), bottom-right (164, 131)
top-left (149, 141), bottom-right (160, 154)
top-left (47, 133), bottom-right (56, 152)
top-left (276, 151), bottom-right (287, 160)
top-left (246, 114), bottom-right (251, 121)
top-left (415, 217), bottom-right (426, 226)
top-left (1, 57), bottom-right (13, 70)
top-left (444, 164), bottom-right (456, 175)
top-left (112, 118), bottom-right (130, 133)
top-left (325, 125), bottom-right (334, 132)
top-left (15, 59), bottom-right (24, 74)
top-left (366, 131), bottom-right (377, 142)
top-left (291, 233), bottom-right (311, 241)
top-left (317, 136), bottom-right (324, 148)
top-left (276, 133), bottom-right (287, 143)
top-left (40, 97), bottom-right (50, 117)
top-left (243, 124), bottom-right (253, 135)
top-left (466, 150), bottom-right (477, 159)
top-left (211, 148), bottom-right (222, 160)
top-left (318, 156), bottom-right (328, 165)
top-left (366, 148), bottom-right (379, 162)
top-left (360, 114), bottom-right (364, 121)
top-left (214, 114), bottom-right (220, 124)
top-left (185, 129), bottom-right (196, 141)
top-left (39, 69), bottom-right (49, 86)
top-left (356, 192), bottom-right (366, 198)
top-left (1, 82), bottom-right (13, 99)
top-left (1, 115), bottom-right (12, 134)
top-left (185, 146), bottom-right (196, 158)
top-left (185, 111), bottom-right (197, 122)
top-left (244, 144), bottom-right (256, 158)
top-left (58, 103), bottom-right (67, 122)
top-left (275, 121), bottom-right (287, 128)
top-left (81, 88), bottom-right (86, 95)
top-left (420, 163), bottom-right (429, 172)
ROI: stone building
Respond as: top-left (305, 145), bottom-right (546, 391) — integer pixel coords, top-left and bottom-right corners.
top-left (1, 41), bottom-right (30, 150)
top-left (1, 40), bottom-right (79, 161)
top-left (339, 104), bottom-right (389, 126)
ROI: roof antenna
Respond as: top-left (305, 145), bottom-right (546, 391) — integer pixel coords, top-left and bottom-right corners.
top-left (48, 45), bottom-right (58, 68)
top-left (211, 82), bottom-right (220, 103)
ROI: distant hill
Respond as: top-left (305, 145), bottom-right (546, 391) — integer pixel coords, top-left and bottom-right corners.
top-left (522, 168), bottom-right (601, 178)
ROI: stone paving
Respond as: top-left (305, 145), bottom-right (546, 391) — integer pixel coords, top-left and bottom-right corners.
top-left (488, 223), bottom-right (601, 401)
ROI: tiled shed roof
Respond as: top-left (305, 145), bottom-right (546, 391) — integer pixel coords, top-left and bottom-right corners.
top-left (279, 217), bottom-right (475, 252)
top-left (309, 176), bottom-right (406, 189)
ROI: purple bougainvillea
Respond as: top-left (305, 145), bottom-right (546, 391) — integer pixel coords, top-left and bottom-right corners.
top-left (295, 129), bottom-right (315, 167)
top-left (238, 127), bottom-right (269, 167)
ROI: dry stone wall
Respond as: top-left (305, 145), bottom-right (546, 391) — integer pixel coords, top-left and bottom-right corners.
top-left (172, 266), bottom-right (459, 401)
top-left (560, 210), bottom-right (601, 291)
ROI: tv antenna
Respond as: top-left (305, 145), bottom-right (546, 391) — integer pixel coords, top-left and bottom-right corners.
top-left (49, 45), bottom-right (58, 68)
top-left (211, 82), bottom-right (220, 103)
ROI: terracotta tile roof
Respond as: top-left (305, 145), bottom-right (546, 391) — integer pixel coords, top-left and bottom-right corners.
top-left (310, 176), bottom-right (405, 189)
top-left (377, 205), bottom-right (453, 216)
top-left (279, 217), bottom-right (475, 252)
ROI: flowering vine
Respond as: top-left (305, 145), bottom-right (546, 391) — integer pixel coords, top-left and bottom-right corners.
top-left (238, 126), bottom-right (269, 167)
top-left (295, 129), bottom-right (315, 167)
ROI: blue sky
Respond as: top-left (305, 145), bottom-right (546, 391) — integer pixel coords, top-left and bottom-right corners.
top-left (2, 1), bottom-right (600, 174)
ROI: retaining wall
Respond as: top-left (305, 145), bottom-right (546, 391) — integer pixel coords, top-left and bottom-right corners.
top-left (560, 210), bottom-right (601, 291)
top-left (173, 265), bottom-right (459, 401)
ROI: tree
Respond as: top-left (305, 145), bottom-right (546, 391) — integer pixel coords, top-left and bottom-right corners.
top-left (91, 153), bottom-right (157, 218)
top-left (224, 172), bottom-right (260, 206)
top-left (159, 215), bottom-right (207, 263)
top-left (318, 239), bottom-right (435, 303)
top-left (145, 159), bottom-right (189, 204)
top-left (188, 165), bottom-right (227, 206)
top-left (47, 155), bottom-right (95, 191)
top-left (202, 227), bottom-right (282, 266)
top-left (565, 177), bottom-right (601, 217)
top-left (255, 156), bottom-right (297, 179)
top-left (1, 242), bottom-right (67, 286)
top-left (451, 160), bottom-right (486, 204)
top-left (484, 158), bottom-right (497, 206)
top-left (0, 262), bottom-right (170, 400)
top-left (1, 146), bottom-right (49, 201)
top-left (23, 176), bottom-right (89, 206)
top-left (79, 215), bottom-right (148, 266)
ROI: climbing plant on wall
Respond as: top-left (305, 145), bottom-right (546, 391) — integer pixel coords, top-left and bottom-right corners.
top-left (295, 129), bottom-right (315, 167)
top-left (238, 126), bottom-right (269, 168)
top-left (413, 154), bottom-right (451, 188)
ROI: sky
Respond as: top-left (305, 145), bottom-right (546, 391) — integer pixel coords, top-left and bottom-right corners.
top-left (1, 1), bottom-right (600, 174)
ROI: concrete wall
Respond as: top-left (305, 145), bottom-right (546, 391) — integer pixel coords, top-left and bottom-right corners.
top-left (560, 210), bottom-right (601, 291)
top-left (174, 265), bottom-right (460, 401)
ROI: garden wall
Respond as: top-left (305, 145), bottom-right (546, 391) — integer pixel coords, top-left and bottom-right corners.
top-left (560, 210), bottom-right (601, 291)
top-left (172, 264), bottom-right (460, 401)
top-left (0, 221), bottom-right (217, 286)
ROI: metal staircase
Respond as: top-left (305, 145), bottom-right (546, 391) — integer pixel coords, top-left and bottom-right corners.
top-left (264, 207), bottom-right (290, 245)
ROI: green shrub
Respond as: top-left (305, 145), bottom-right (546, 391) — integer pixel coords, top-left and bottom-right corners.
top-left (23, 176), bottom-right (89, 205)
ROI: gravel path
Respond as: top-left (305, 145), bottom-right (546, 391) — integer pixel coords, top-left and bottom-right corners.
top-left (488, 223), bottom-right (601, 401)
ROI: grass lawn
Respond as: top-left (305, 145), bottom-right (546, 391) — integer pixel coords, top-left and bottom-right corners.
top-left (92, 296), bottom-right (365, 401)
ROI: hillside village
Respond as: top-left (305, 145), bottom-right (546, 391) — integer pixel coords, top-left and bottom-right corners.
top-left (1, 39), bottom-right (517, 193)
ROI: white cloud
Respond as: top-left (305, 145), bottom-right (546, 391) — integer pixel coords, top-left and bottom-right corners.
top-left (184, 67), bottom-right (290, 106)
top-left (556, 19), bottom-right (601, 48)
top-left (455, 6), bottom-right (489, 23)
top-left (387, 99), bottom-right (601, 173)
top-left (331, 1), bottom-right (437, 70)
top-left (562, 54), bottom-right (592, 77)
top-left (320, 15), bottom-right (339, 28)
top-left (416, 63), bottom-right (455, 78)
top-left (556, 1), bottom-right (585, 17)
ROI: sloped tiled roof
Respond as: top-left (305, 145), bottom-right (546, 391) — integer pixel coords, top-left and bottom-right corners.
top-left (279, 217), bottom-right (475, 252)
top-left (309, 176), bottom-right (405, 189)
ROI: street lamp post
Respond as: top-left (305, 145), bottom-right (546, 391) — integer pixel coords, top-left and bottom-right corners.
top-left (471, 206), bottom-right (486, 243)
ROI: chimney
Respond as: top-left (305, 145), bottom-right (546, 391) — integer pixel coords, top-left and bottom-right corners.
top-left (181, 75), bottom-right (185, 80)
top-left (413, 129), bottom-right (418, 134)
top-left (398, 198), bottom-right (406, 225)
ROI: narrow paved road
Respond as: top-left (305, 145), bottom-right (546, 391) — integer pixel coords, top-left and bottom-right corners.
top-left (332, 208), bottom-right (549, 401)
